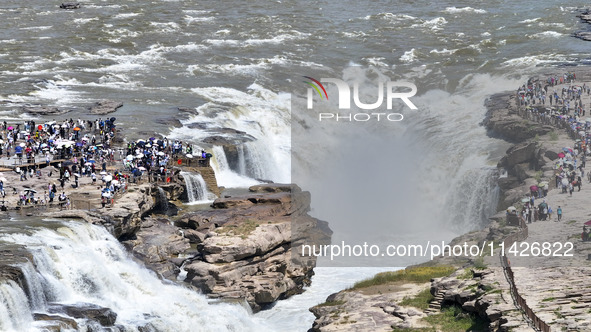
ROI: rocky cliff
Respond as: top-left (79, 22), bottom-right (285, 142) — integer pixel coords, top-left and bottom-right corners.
top-left (43, 184), bottom-right (156, 240)
top-left (179, 184), bottom-right (331, 312)
top-left (308, 77), bottom-right (585, 331)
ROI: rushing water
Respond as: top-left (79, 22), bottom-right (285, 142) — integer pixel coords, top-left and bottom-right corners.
top-left (0, 219), bottom-right (269, 331)
top-left (180, 171), bottom-right (214, 203)
top-left (2, 0), bottom-right (591, 330)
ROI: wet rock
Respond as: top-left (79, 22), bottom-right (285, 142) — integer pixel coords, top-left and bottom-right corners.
top-left (153, 116), bottom-right (182, 129)
top-left (0, 246), bottom-right (33, 287)
top-left (249, 183), bottom-right (296, 193)
top-left (574, 31), bottom-right (591, 42)
top-left (33, 313), bottom-right (78, 330)
top-left (60, 2), bottom-right (80, 9)
top-left (177, 107), bottom-right (198, 115)
top-left (48, 303), bottom-right (117, 326)
top-left (122, 217), bottom-right (190, 279)
top-left (89, 100), bottom-right (123, 115)
top-left (577, 10), bottom-right (591, 25)
top-left (22, 106), bottom-right (70, 115)
top-left (202, 134), bottom-right (255, 146)
top-left (186, 122), bottom-right (207, 129)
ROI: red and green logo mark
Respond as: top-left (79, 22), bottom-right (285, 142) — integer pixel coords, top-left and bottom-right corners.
top-left (302, 76), bottom-right (328, 100)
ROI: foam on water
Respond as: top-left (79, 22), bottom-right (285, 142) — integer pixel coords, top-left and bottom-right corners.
top-left (0, 221), bottom-right (270, 331)
top-left (169, 83), bottom-right (290, 186)
top-left (519, 17), bottom-right (541, 23)
top-left (530, 31), bottom-right (564, 38)
top-left (443, 7), bottom-right (487, 14)
top-left (410, 17), bottom-right (448, 31)
top-left (400, 48), bottom-right (420, 63)
top-left (113, 13), bottom-right (142, 19)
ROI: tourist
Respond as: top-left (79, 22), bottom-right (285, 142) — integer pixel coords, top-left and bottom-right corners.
top-left (557, 206), bottom-right (563, 221)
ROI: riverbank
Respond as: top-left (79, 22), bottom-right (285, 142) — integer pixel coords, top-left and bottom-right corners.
top-left (308, 69), bottom-right (591, 332)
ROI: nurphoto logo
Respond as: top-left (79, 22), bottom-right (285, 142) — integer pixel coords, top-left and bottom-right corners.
top-left (303, 76), bottom-right (418, 122)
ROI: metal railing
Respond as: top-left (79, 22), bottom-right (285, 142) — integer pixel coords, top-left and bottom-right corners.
top-left (500, 217), bottom-right (551, 331)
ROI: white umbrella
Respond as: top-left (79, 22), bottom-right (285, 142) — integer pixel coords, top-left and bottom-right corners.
top-left (157, 151), bottom-right (165, 156)
top-left (507, 206), bottom-right (517, 212)
top-left (186, 154), bottom-right (193, 158)
top-left (104, 175), bottom-right (113, 182)
top-left (19, 143), bottom-right (25, 147)
top-left (100, 171), bottom-right (107, 175)
top-left (136, 153), bottom-right (144, 159)
top-left (126, 155), bottom-right (134, 161)
top-left (102, 192), bottom-right (111, 198)
top-left (138, 166), bottom-right (146, 171)
top-left (112, 180), bottom-right (120, 185)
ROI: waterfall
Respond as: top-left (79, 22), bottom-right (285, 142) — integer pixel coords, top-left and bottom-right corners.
top-left (168, 84), bottom-right (291, 187)
top-left (0, 221), bottom-right (270, 331)
top-left (156, 187), bottom-right (169, 213)
top-left (180, 172), bottom-right (212, 203)
top-left (210, 145), bottom-right (261, 188)
top-left (0, 280), bottom-right (33, 331)
top-left (237, 144), bottom-right (247, 176)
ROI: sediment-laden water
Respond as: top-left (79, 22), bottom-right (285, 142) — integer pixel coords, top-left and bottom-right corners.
top-left (2, 0), bottom-right (591, 330)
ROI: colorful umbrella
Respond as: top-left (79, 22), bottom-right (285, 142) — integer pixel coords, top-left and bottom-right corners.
top-left (558, 152), bottom-right (565, 158)
top-left (530, 185), bottom-right (539, 191)
top-left (37, 125), bottom-right (43, 130)
top-left (73, 127), bottom-right (81, 131)
top-left (585, 220), bottom-right (591, 226)
top-left (7, 126), bottom-right (13, 130)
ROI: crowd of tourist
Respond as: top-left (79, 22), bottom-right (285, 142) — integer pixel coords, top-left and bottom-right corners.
top-left (0, 118), bottom-right (205, 210)
top-left (509, 73), bottom-right (591, 242)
